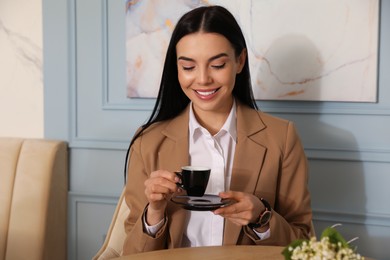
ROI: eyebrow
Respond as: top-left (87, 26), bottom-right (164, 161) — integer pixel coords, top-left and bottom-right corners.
top-left (177, 53), bottom-right (229, 62)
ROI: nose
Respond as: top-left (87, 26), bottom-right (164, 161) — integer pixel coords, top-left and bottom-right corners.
top-left (197, 67), bottom-right (211, 85)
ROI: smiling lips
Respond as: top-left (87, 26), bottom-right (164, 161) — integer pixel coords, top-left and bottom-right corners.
top-left (194, 88), bottom-right (220, 99)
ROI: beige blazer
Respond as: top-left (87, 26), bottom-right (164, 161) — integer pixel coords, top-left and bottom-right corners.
top-left (122, 101), bottom-right (312, 255)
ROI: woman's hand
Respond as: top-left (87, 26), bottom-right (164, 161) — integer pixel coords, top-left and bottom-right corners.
top-left (213, 191), bottom-right (265, 226)
top-left (144, 170), bottom-right (180, 225)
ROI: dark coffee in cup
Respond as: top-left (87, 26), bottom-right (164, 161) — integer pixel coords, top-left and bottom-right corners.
top-left (176, 166), bottom-right (211, 197)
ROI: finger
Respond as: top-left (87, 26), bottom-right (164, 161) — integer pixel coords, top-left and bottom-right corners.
top-left (214, 197), bottom-right (250, 215)
top-left (221, 211), bottom-right (252, 222)
top-left (147, 192), bottom-right (167, 202)
top-left (145, 182), bottom-right (178, 199)
top-left (150, 170), bottom-right (180, 183)
top-left (219, 191), bottom-right (247, 201)
top-left (145, 175), bottom-right (179, 193)
top-left (214, 202), bottom-right (240, 215)
top-left (216, 205), bottom-right (251, 219)
top-left (215, 199), bottom-right (254, 219)
top-left (218, 190), bottom-right (236, 199)
top-left (220, 211), bottom-right (253, 226)
top-left (216, 210), bottom-right (249, 226)
top-left (145, 182), bottom-right (170, 195)
top-left (145, 187), bottom-right (173, 205)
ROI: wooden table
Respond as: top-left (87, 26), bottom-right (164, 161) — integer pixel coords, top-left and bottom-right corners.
top-left (114, 245), bottom-right (285, 260)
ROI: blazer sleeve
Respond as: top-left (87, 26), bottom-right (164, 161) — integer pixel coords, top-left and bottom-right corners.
top-left (245, 121), bottom-right (312, 245)
top-left (122, 136), bottom-right (169, 255)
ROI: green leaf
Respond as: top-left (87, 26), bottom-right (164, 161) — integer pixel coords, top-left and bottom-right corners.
top-left (282, 239), bottom-right (306, 260)
top-left (320, 227), bottom-right (349, 248)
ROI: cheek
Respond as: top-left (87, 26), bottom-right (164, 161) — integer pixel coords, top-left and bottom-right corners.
top-left (178, 71), bottom-right (194, 89)
top-left (216, 70), bottom-right (236, 88)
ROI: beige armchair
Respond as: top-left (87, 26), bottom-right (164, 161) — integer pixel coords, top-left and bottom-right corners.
top-left (0, 138), bottom-right (68, 260)
top-left (93, 188), bottom-right (129, 260)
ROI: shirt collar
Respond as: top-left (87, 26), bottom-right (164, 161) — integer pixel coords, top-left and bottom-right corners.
top-left (189, 100), bottom-right (237, 142)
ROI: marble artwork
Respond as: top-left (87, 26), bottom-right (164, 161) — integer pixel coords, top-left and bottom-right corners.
top-left (126, 0), bottom-right (379, 102)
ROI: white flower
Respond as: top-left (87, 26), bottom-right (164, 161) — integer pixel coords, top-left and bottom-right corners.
top-left (288, 236), bottom-right (364, 260)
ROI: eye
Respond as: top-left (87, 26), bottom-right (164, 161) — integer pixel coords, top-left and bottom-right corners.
top-left (211, 63), bottom-right (226, 69)
top-left (182, 66), bottom-right (195, 71)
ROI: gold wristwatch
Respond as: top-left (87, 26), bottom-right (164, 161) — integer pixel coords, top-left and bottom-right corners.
top-left (248, 198), bottom-right (272, 229)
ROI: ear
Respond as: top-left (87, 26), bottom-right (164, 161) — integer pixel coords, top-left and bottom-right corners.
top-left (236, 48), bottom-right (247, 74)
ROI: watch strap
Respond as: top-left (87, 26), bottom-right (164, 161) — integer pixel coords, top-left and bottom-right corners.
top-left (247, 198), bottom-right (272, 229)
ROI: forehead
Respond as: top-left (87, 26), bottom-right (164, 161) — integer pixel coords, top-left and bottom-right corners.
top-left (176, 32), bottom-right (234, 58)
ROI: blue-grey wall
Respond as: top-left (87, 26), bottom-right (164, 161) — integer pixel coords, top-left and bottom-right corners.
top-left (43, 0), bottom-right (390, 259)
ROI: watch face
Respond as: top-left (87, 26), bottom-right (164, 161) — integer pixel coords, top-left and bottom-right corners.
top-left (259, 211), bottom-right (272, 226)
top-left (248, 198), bottom-right (273, 229)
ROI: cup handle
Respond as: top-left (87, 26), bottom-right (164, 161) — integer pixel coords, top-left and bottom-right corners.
top-left (175, 171), bottom-right (185, 189)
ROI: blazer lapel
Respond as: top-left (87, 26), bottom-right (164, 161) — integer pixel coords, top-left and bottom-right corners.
top-left (158, 106), bottom-right (190, 171)
top-left (223, 102), bottom-right (267, 245)
top-left (157, 106), bottom-right (190, 248)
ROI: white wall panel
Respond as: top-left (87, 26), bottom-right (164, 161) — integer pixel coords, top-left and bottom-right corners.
top-left (309, 159), bottom-right (390, 214)
top-left (69, 148), bottom-right (125, 194)
top-left (68, 194), bottom-right (117, 260)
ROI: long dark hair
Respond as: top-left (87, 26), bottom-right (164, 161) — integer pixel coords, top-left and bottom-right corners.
top-left (124, 5), bottom-right (257, 180)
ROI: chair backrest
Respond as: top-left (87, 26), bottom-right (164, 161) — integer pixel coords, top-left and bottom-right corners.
top-left (310, 221), bottom-right (316, 238)
top-left (0, 138), bottom-right (68, 260)
top-left (93, 187), bottom-right (129, 260)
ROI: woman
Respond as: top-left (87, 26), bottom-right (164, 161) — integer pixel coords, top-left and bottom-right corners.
top-left (122, 5), bottom-right (312, 255)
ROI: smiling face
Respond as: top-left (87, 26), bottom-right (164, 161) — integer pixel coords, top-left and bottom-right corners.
top-left (176, 32), bottom-right (246, 120)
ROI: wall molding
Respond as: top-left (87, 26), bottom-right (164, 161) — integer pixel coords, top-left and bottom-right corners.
top-left (68, 139), bottom-right (390, 163)
top-left (102, 99), bottom-right (390, 115)
top-left (68, 192), bottom-right (119, 260)
top-left (313, 208), bottom-right (390, 228)
top-left (304, 147), bottom-right (390, 163)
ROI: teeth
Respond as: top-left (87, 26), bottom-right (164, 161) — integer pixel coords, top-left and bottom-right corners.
top-left (196, 89), bottom-right (217, 96)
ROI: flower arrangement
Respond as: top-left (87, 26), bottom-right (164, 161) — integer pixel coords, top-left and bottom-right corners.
top-left (282, 224), bottom-right (364, 260)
